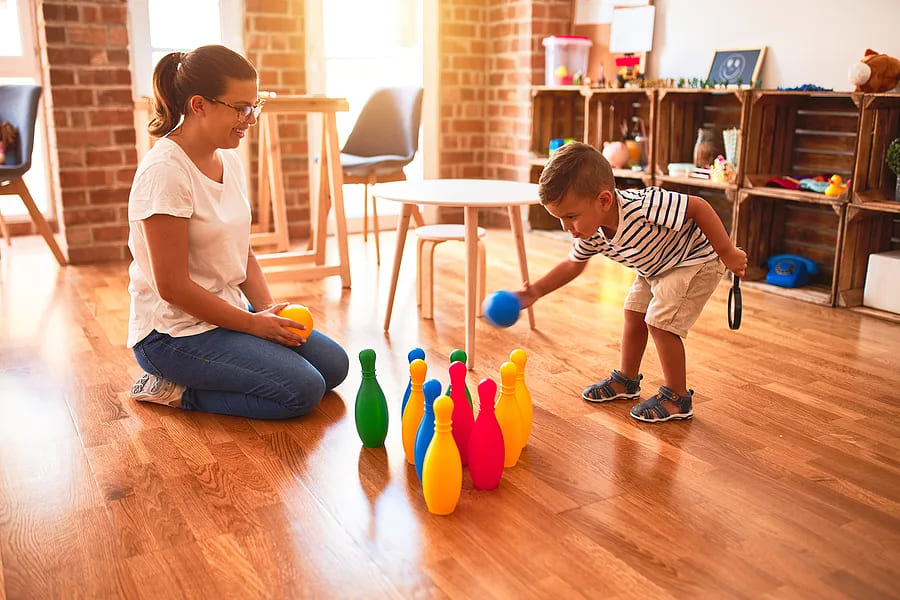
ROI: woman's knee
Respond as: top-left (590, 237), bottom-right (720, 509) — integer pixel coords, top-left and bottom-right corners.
top-left (281, 368), bottom-right (327, 416)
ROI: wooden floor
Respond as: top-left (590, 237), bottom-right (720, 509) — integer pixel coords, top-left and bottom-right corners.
top-left (1, 229), bottom-right (899, 599)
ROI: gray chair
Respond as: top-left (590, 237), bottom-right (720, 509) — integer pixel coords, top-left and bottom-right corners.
top-left (341, 86), bottom-right (424, 264)
top-left (0, 84), bottom-right (66, 265)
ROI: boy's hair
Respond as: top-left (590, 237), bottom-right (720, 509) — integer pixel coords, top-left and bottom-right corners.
top-left (538, 141), bottom-right (615, 206)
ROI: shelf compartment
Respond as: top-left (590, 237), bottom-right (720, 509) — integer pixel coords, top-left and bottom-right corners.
top-left (654, 89), bottom-right (749, 182)
top-left (585, 88), bottom-right (655, 172)
top-left (660, 180), bottom-right (736, 237)
top-left (853, 92), bottom-right (900, 206)
top-left (735, 190), bottom-right (845, 306)
top-left (743, 91), bottom-right (862, 203)
top-left (836, 204), bottom-right (900, 323)
top-left (530, 87), bottom-right (588, 159)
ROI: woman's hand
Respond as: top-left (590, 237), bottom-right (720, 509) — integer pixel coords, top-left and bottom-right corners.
top-left (721, 246), bottom-right (748, 277)
top-left (247, 302), bottom-right (307, 347)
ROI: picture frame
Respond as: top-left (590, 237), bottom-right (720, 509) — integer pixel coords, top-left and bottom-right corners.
top-left (706, 47), bottom-right (767, 88)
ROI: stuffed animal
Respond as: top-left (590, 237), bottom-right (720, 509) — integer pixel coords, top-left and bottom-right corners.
top-left (849, 49), bottom-right (900, 93)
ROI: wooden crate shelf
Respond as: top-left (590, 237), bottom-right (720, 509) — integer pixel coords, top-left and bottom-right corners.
top-left (836, 203), bottom-right (900, 323)
top-left (853, 92), bottom-right (900, 206)
top-left (530, 87), bottom-right (588, 159)
top-left (585, 88), bottom-right (655, 172)
top-left (742, 91), bottom-right (862, 203)
top-left (735, 190), bottom-right (845, 306)
top-left (661, 180), bottom-right (736, 237)
top-left (654, 89), bottom-right (749, 190)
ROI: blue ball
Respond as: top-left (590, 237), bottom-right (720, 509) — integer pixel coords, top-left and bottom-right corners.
top-left (482, 290), bottom-right (521, 328)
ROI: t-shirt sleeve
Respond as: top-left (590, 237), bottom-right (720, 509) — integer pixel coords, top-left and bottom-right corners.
top-left (128, 162), bottom-right (194, 221)
top-left (640, 187), bottom-right (688, 230)
top-left (568, 237), bottom-right (600, 262)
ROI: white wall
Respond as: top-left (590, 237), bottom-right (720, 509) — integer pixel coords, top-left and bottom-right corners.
top-left (647, 0), bottom-right (900, 91)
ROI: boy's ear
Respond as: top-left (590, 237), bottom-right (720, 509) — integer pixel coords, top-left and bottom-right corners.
top-left (596, 189), bottom-right (615, 208)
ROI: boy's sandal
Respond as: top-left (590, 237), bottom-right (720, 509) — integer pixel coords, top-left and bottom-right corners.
top-left (630, 386), bottom-right (693, 423)
top-left (582, 370), bottom-right (643, 403)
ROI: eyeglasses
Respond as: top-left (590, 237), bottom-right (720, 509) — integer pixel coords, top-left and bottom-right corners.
top-left (203, 97), bottom-right (265, 121)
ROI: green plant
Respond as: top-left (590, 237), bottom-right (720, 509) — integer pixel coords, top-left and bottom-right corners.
top-left (887, 138), bottom-right (900, 176)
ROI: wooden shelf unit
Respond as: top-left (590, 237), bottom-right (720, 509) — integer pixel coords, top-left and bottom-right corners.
top-left (654, 89), bottom-right (749, 190)
top-left (742, 91), bottom-right (862, 203)
top-left (836, 203), bottom-right (900, 323)
top-left (853, 92), bottom-right (900, 206)
top-left (735, 190), bottom-right (845, 306)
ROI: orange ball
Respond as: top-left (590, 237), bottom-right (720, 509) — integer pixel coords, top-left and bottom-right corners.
top-left (277, 304), bottom-right (314, 340)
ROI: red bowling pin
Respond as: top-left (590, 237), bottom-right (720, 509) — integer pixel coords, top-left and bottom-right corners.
top-left (468, 378), bottom-right (505, 490)
top-left (448, 361), bottom-right (474, 466)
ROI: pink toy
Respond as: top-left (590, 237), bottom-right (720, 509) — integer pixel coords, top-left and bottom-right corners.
top-left (602, 141), bottom-right (629, 169)
top-left (448, 361), bottom-right (475, 466)
top-left (468, 378), bottom-right (505, 490)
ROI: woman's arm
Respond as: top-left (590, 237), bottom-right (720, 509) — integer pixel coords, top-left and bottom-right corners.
top-left (685, 195), bottom-right (747, 276)
top-left (239, 249), bottom-right (275, 312)
top-left (515, 257), bottom-right (587, 308)
top-left (142, 214), bottom-right (304, 346)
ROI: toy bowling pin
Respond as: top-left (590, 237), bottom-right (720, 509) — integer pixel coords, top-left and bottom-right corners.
top-left (401, 358), bottom-right (427, 464)
top-left (494, 361), bottom-right (523, 467)
top-left (448, 361), bottom-right (475, 466)
top-left (402, 347), bottom-right (425, 417)
top-left (445, 348), bottom-right (474, 409)
top-left (422, 395), bottom-right (462, 515)
top-left (414, 379), bottom-right (443, 482)
top-left (468, 378), bottom-right (504, 490)
top-left (509, 348), bottom-right (533, 449)
top-left (355, 349), bottom-right (389, 448)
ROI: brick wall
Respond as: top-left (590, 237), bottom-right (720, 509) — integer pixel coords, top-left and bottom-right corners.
top-left (244, 0), bottom-right (310, 240)
top-left (39, 0), bottom-right (137, 264)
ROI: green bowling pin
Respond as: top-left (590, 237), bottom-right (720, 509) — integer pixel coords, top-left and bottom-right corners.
top-left (355, 349), bottom-right (389, 447)
top-left (445, 348), bottom-right (474, 410)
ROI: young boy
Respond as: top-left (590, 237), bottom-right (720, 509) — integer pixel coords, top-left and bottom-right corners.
top-left (517, 142), bottom-right (747, 423)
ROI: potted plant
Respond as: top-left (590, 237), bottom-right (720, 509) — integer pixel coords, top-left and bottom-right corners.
top-left (888, 137), bottom-right (900, 201)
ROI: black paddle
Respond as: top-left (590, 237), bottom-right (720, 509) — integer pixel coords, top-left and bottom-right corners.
top-left (728, 272), bottom-right (742, 330)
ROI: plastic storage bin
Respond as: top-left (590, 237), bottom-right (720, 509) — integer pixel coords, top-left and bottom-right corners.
top-left (542, 36), bottom-right (592, 86)
top-left (863, 249), bottom-right (900, 314)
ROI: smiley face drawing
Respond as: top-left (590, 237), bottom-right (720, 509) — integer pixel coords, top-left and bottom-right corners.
top-left (718, 54), bottom-right (746, 82)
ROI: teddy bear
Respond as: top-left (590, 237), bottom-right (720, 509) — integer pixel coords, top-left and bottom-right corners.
top-left (848, 49), bottom-right (900, 93)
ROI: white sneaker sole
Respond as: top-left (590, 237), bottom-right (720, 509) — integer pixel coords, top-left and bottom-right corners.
top-left (630, 410), bottom-right (693, 423)
top-left (582, 391), bottom-right (640, 403)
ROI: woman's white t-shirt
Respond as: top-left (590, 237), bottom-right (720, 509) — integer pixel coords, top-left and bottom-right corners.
top-left (126, 137), bottom-right (251, 348)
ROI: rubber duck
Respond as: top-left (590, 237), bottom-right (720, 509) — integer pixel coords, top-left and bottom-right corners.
top-left (824, 174), bottom-right (847, 197)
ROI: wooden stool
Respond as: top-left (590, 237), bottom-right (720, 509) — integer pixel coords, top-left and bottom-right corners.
top-left (416, 224), bottom-right (486, 320)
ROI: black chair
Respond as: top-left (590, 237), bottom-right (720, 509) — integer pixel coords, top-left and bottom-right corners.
top-left (340, 86), bottom-right (424, 264)
top-left (0, 84), bottom-right (66, 265)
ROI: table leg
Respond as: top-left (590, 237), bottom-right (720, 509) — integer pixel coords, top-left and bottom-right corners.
top-left (465, 206), bottom-right (478, 370)
top-left (508, 205), bottom-right (535, 329)
top-left (384, 203), bottom-right (413, 332)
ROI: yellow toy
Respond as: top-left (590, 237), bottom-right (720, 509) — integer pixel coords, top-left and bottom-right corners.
top-left (509, 349), bottom-right (533, 449)
top-left (422, 395), bottom-right (462, 515)
top-left (494, 361), bottom-right (523, 467)
top-left (824, 174), bottom-right (847, 197)
top-left (401, 359), bottom-right (427, 464)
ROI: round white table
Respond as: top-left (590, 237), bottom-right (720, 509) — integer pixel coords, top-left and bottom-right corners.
top-left (372, 179), bottom-right (541, 369)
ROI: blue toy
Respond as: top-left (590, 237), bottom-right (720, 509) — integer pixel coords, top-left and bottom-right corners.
top-left (766, 254), bottom-right (818, 288)
top-left (482, 290), bottom-right (521, 328)
top-left (401, 347), bottom-right (425, 418)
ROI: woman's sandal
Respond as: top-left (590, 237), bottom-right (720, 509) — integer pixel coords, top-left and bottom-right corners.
top-left (630, 386), bottom-right (693, 423)
top-left (582, 370), bottom-right (643, 403)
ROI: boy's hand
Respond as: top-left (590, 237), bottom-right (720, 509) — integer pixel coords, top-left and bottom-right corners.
top-left (721, 246), bottom-right (747, 277)
top-left (515, 282), bottom-right (541, 309)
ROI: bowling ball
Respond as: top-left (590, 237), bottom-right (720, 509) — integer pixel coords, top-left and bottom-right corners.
top-left (482, 291), bottom-right (521, 328)
top-left (278, 304), bottom-right (314, 340)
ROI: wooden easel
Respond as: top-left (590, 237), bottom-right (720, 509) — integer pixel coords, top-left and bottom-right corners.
top-left (250, 95), bottom-right (352, 287)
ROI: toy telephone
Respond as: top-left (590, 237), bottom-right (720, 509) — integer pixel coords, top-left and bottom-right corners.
top-left (766, 254), bottom-right (819, 288)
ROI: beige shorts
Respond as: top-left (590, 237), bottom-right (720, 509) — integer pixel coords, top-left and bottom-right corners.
top-left (623, 260), bottom-right (726, 338)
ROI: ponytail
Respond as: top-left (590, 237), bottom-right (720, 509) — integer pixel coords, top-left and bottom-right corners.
top-left (148, 46), bottom-right (257, 138)
top-left (148, 51), bottom-right (186, 137)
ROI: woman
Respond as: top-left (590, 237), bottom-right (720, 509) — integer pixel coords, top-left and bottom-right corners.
top-left (127, 45), bottom-right (348, 419)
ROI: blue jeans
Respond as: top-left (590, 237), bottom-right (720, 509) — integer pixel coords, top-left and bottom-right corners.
top-left (133, 328), bottom-right (349, 419)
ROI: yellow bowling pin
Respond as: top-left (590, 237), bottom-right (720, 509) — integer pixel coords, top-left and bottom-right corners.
top-left (422, 395), bottom-right (462, 515)
top-left (402, 359), bottom-right (428, 464)
top-left (494, 361), bottom-right (523, 467)
top-left (509, 349), bottom-right (533, 449)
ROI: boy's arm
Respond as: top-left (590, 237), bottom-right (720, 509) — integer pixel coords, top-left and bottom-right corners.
top-left (685, 196), bottom-right (747, 276)
top-left (515, 258), bottom-right (587, 308)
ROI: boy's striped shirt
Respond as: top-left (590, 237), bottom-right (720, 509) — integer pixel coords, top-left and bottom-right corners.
top-left (568, 187), bottom-right (717, 277)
